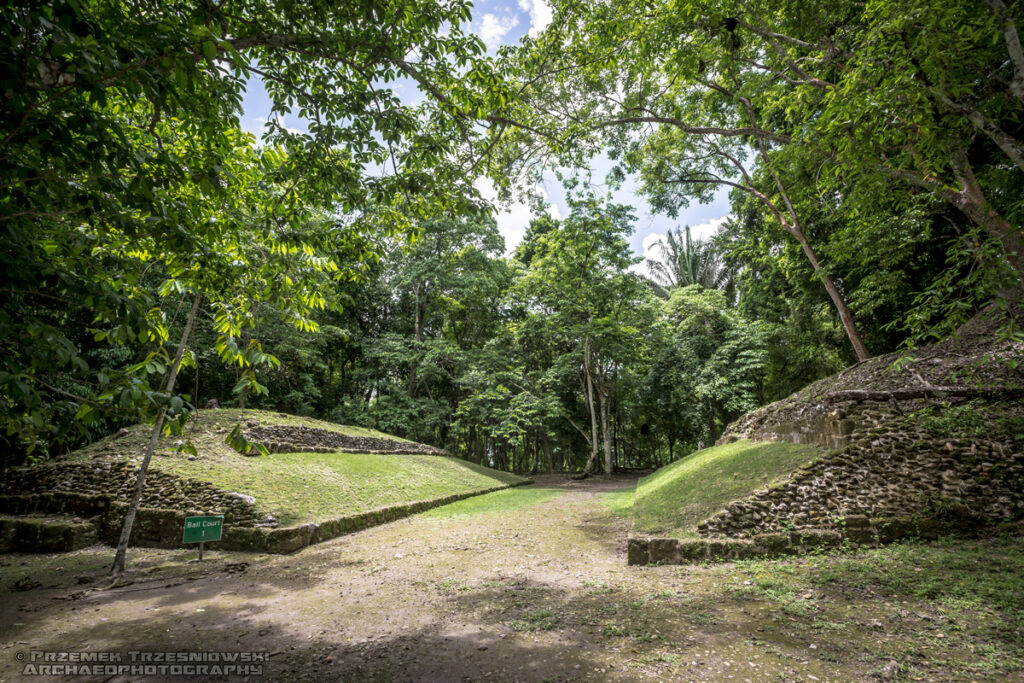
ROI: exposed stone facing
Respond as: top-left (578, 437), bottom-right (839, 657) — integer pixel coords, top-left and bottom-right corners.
top-left (242, 425), bottom-right (447, 456)
top-left (0, 461), bottom-right (259, 526)
top-left (0, 468), bottom-right (532, 554)
top-left (86, 479), bottom-right (531, 554)
top-left (627, 515), bottom-right (981, 565)
top-left (0, 515), bottom-right (98, 553)
top-left (628, 307), bottom-right (1024, 565)
top-left (721, 302), bottom-right (1023, 450)
top-left (719, 398), bottom-right (897, 450)
top-left (702, 409), bottom-right (1024, 539)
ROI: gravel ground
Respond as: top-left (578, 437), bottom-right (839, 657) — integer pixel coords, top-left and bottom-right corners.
top-left (2, 475), bottom-right (1020, 682)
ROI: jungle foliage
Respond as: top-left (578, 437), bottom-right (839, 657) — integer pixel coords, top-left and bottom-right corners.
top-left (2, 0), bottom-right (1023, 480)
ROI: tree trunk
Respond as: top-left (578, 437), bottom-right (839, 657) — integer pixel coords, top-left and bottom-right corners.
top-left (597, 372), bottom-right (612, 478)
top-left (581, 338), bottom-right (601, 475)
top-left (110, 292), bottom-right (202, 577)
top-left (984, 0), bottom-right (1024, 103)
top-left (707, 407), bottom-right (718, 445)
top-left (408, 284), bottom-right (426, 398)
top-left (542, 432), bottom-right (554, 474)
top-left (793, 230), bottom-right (871, 361)
top-left (612, 399), bottom-right (619, 469)
top-left (743, 99), bottom-right (872, 361)
top-left (530, 430), bottom-right (539, 473)
top-left (951, 152), bottom-right (1024, 290)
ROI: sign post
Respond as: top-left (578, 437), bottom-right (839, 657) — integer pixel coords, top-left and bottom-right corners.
top-left (183, 515), bottom-right (224, 561)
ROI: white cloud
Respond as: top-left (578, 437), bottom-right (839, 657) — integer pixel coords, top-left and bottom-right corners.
top-left (630, 215), bottom-right (733, 277)
top-left (475, 13), bottom-right (519, 50)
top-left (275, 113), bottom-right (304, 136)
top-left (689, 215), bottom-right (732, 241)
top-left (641, 232), bottom-right (666, 262)
top-left (476, 178), bottom-right (561, 256)
top-left (518, 0), bottom-right (553, 37)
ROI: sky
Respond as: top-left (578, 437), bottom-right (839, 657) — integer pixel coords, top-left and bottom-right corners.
top-left (238, 0), bottom-right (732, 267)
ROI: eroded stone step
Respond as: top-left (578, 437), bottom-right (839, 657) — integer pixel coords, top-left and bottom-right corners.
top-left (0, 513), bottom-right (99, 553)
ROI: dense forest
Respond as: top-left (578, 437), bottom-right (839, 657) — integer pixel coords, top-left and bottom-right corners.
top-left (2, 0), bottom-right (1022, 478)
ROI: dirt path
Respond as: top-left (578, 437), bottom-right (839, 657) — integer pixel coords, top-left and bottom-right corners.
top-left (1, 476), bottom-right (1019, 681)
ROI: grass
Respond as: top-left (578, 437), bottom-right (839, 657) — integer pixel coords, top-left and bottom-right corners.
top-left (631, 439), bottom-right (823, 538)
top-left (598, 487), bottom-right (636, 517)
top-left (70, 408), bottom-right (412, 464)
top-left (727, 535), bottom-right (1024, 677)
top-left (63, 408), bottom-right (526, 526)
top-left (509, 609), bottom-right (561, 632)
top-left (420, 486), bottom-right (561, 519)
top-left (157, 452), bottom-right (526, 526)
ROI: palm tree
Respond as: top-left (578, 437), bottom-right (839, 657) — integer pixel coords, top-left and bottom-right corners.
top-left (645, 225), bottom-right (735, 297)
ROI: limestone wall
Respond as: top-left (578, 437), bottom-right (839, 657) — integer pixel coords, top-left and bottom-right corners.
top-left (0, 515), bottom-right (98, 553)
top-left (242, 425), bottom-right (447, 456)
top-left (703, 431), bottom-right (1023, 540)
top-left (628, 313), bottom-right (1024, 565)
top-left (627, 514), bottom-right (981, 565)
top-left (0, 473), bottom-right (532, 554)
top-left (0, 461), bottom-right (259, 526)
top-left (718, 399), bottom-right (895, 451)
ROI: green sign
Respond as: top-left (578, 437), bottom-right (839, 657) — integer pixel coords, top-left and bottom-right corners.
top-left (183, 515), bottom-right (224, 543)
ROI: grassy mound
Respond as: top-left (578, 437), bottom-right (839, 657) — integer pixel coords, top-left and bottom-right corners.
top-left (67, 409), bottom-right (526, 526)
top-left (632, 440), bottom-right (823, 538)
top-left (73, 408), bottom-right (412, 464)
top-left (157, 452), bottom-right (525, 526)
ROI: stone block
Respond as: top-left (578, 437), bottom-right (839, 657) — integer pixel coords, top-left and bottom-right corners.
top-left (753, 532), bottom-right (790, 555)
top-left (843, 514), bottom-right (871, 528)
top-left (726, 538), bottom-right (763, 560)
top-left (265, 524), bottom-right (313, 554)
top-left (317, 519), bottom-right (343, 541)
top-left (677, 540), bottom-right (708, 563)
top-left (134, 508), bottom-right (184, 547)
top-left (0, 518), bottom-right (16, 551)
top-left (12, 519), bottom-right (41, 548)
top-left (707, 540), bottom-right (733, 560)
top-left (219, 526), bottom-right (268, 552)
top-left (648, 538), bottom-right (679, 564)
top-left (37, 523), bottom-right (73, 553)
top-left (914, 518), bottom-right (945, 540)
top-left (843, 524), bottom-right (877, 545)
top-left (626, 537), bottom-right (649, 565)
top-left (797, 529), bottom-right (842, 549)
top-left (875, 517), bottom-right (914, 543)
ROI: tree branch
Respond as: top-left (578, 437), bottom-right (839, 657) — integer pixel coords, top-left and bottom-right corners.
top-left (596, 116), bottom-right (792, 143)
top-left (984, 0), bottom-right (1024, 102)
top-left (935, 90), bottom-right (1024, 173)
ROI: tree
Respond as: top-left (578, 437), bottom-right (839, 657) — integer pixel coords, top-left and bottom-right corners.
top-left (496, 0), bottom-right (1024, 362)
top-left (493, 0), bottom-right (874, 360)
top-left (1, 0), bottom-right (506, 574)
top-left (646, 225), bottom-right (734, 297)
top-left (662, 285), bottom-right (768, 444)
top-left (511, 197), bottom-right (654, 476)
top-left (391, 213), bottom-right (504, 399)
